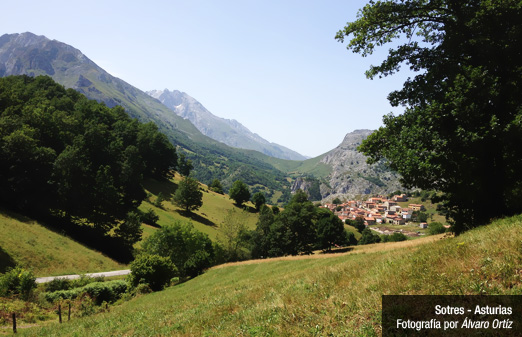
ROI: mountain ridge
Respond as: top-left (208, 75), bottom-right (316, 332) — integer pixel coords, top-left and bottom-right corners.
top-left (147, 89), bottom-right (307, 160)
top-left (0, 32), bottom-right (403, 202)
top-left (0, 32), bottom-right (291, 197)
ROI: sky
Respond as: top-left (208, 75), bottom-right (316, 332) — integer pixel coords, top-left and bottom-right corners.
top-left (2, 0), bottom-right (412, 158)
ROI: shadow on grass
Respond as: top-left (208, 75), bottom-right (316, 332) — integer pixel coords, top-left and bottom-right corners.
top-left (0, 206), bottom-right (34, 224)
top-left (0, 246), bottom-right (16, 273)
top-left (234, 204), bottom-right (257, 214)
top-left (176, 210), bottom-right (218, 228)
top-left (29, 213), bottom-right (134, 264)
top-left (319, 246), bottom-right (355, 254)
top-left (143, 178), bottom-right (178, 199)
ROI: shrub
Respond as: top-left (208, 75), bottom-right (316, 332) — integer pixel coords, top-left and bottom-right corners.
top-left (45, 278), bottom-right (72, 292)
top-left (0, 266), bottom-right (36, 300)
top-left (382, 232), bottom-right (408, 242)
top-left (428, 222), bottom-right (447, 235)
top-left (128, 254), bottom-right (178, 291)
top-left (44, 280), bottom-right (128, 305)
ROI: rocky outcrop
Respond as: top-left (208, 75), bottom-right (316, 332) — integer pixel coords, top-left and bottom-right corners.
top-left (291, 130), bottom-right (404, 201)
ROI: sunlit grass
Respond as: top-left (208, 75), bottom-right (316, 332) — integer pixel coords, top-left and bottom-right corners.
top-left (0, 208), bottom-right (124, 277)
top-left (19, 215), bottom-right (522, 336)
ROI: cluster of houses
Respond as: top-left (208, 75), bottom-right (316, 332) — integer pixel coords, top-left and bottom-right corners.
top-left (321, 194), bottom-right (426, 227)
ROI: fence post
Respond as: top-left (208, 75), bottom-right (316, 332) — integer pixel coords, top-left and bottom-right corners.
top-left (68, 302), bottom-right (71, 321)
top-left (12, 313), bottom-right (16, 333)
top-left (58, 304), bottom-right (62, 323)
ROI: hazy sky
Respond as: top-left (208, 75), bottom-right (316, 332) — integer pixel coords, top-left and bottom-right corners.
top-left (3, 0), bottom-right (411, 157)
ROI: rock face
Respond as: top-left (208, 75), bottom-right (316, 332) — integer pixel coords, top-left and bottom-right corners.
top-left (147, 89), bottom-right (307, 161)
top-left (291, 130), bottom-right (404, 200)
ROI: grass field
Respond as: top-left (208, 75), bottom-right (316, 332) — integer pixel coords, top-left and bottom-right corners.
top-left (0, 208), bottom-right (124, 277)
top-left (18, 214), bottom-right (522, 336)
top-left (0, 174), bottom-right (260, 276)
top-left (139, 174), bottom-right (259, 242)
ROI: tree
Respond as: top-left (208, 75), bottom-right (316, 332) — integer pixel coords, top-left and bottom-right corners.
top-left (251, 192), bottom-right (266, 211)
top-left (128, 254), bottom-right (178, 291)
top-left (173, 176), bottom-right (203, 212)
top-left (114, 211), bottom-right (143, 248)
top-left (209, 179), bottom-right (224, 194)
top-left (337, 1), bottom-right (522, 234)
top-left (358, 228), bottom-right (381, 245)
top-left (270, 190), bottom-right (317, 255)
top-left (428, 222), bottom-right (447, 235)
top-left (316, 212), bottom-right (349, 251)
top-left (177, 152), bottom-right (193, 176)
top-left (332, 197), bottom-right (342, 205)
top-left (229, 180), bottom-right (251, 206)
top-left (250, 205), bottom-right (275, 259)
top-left (141, 221), bottom-right (214, 277)
top-left (346, 217), bottom-right (366, 233)
top-left (0, 76), bottom-right (175, 237)
top-left (218, 209), bottom-right (251, 261)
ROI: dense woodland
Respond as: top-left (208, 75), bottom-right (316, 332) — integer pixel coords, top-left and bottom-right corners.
top-left (0, 75), bottom-right (177, 258)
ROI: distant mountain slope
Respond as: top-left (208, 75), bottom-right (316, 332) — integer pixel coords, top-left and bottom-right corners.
top-left (264, 130), bottom-right (403, 200)
top-left (0, 32), bottom-right (291, 195)
top-left (147, 89), bottom-right (307, 160)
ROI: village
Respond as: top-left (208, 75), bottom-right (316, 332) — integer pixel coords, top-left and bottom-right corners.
top-left (322, 194), bottom-right (433, 237)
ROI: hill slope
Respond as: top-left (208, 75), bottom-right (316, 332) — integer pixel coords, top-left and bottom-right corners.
top-left (0, 32), bottom-right (291, 194)
top-left (0, 208), bottom-right (124, 277)
top-left (263, 130), bottom-right (403, 200)
top-left (20, 215), bottom-right (522, 336)
top-left (148, 89), bottom-right (307, 160)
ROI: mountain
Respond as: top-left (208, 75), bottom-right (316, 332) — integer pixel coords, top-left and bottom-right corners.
top-left (0, 32), bottom-right (292, 198)
top-left (148, 89), bottom-right (307, 161)
top-left (266, 130), bottom-right (404, 200)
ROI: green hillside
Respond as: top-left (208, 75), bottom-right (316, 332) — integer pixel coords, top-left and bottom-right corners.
top-left (0, 208), bottom-right (124, 277)
top-left (139, 174), bottom-right (260, 242)
top-left (251, 151), bottom-right (332, 179)
top-left (0, 173), bottom-right (259, 277)
top-left (18, 215), bottom-right (522, 336)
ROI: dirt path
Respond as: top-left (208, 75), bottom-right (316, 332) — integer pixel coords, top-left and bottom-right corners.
top-left (35, 269), bottom-right (131, 284)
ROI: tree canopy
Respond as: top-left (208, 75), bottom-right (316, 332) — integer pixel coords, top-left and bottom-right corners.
top-left (250, 190), bottom-right (353, 257)
top-left (0, 75), bottom-right (177, 236)
top-left (337, 0), bottom-right (522, 234)
top-left (141, 221), bottom-right (214, 277)
top-left (173, 176), bottom-right (203, 212)
top-left (229, 180), bottom-right (251, 206)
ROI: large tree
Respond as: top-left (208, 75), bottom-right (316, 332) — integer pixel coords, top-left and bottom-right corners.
top-left (229, 180), bottom-right (251, 206)
top-left (336, 0), bottom-right (522, 234)
top-left (173, 176), bottom-right (203, 212)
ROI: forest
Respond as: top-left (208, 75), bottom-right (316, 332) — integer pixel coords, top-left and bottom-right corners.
top-left (0, 75), bottom-right (177, 259)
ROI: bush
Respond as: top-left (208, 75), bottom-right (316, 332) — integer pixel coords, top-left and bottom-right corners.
top-left (428, 222), bottom-right (447, 235)
top-left (44, 280), bottom-right (128, 305)
top-left (45, 278), bottom-right (72, 292)
top-left (0, 266), bottom-right (36, 300)
top-left (128, 254), bottom-right (178, 291)
top-left (382, 232), bottom-right (408, 242)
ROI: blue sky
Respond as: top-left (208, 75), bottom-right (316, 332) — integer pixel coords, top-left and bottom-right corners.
top-left (3, 0), bottom-right (411, 157)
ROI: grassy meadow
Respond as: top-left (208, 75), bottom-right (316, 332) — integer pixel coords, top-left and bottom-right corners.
top-left (18, 214), bottom-right (522, 336)
top-left (0, 173), bottom-right (260, 276)
top-left (139, 174), bottom-right (260, 242)
top-left (0, 208), bottom-right (124, 277)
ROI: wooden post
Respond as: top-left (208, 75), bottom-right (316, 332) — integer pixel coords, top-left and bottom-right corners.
top-left (68, 302), bottom-right (71, 321)
top-left (12, 313), bottom-right (17, 333)
top-left (58, 304), bottom-right (62, 323)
